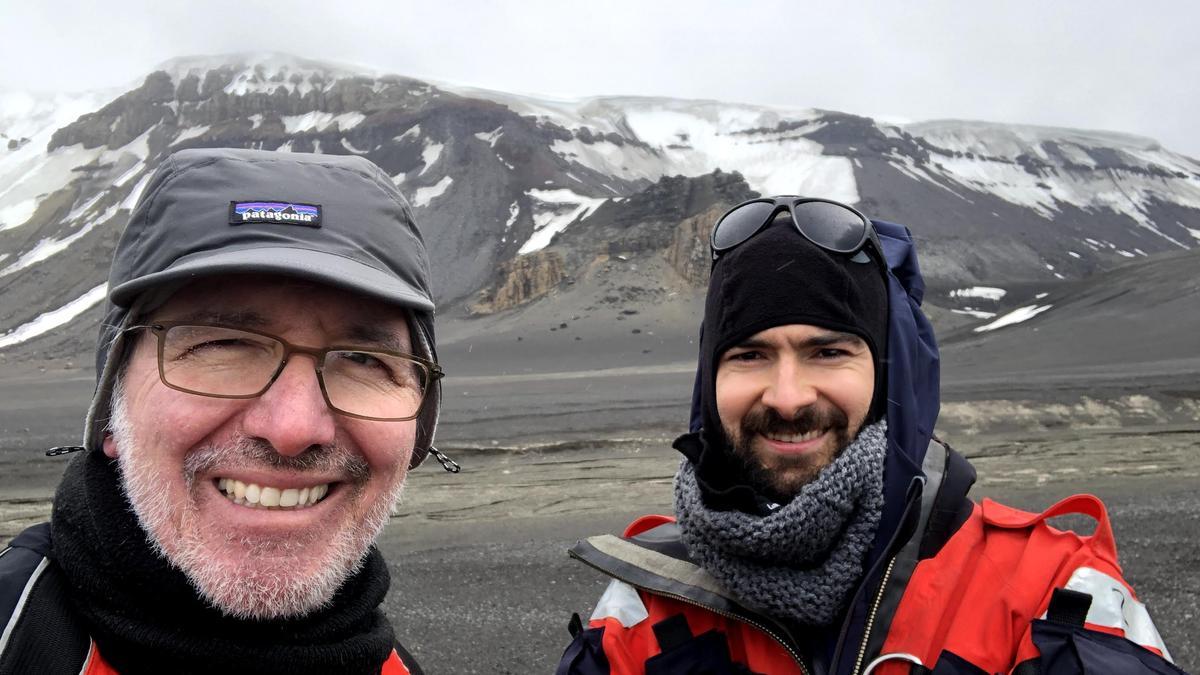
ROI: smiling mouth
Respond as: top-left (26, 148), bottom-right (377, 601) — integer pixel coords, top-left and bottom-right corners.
top-left (762, 429), bottom-right (826, 444)
top-left (215, 478), bottom-right (332, 509)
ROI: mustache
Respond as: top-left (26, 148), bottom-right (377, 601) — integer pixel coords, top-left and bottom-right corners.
top-left (740, 405), bottom-right (849, 438)
top-left (183, 436), bottom-right (371, 484)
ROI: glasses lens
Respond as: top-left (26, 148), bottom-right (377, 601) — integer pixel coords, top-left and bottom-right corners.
top-left (712, 200), bottom-right (778, 251)
top-left (322, 350), bottom-right (429, 420)
top-left (160, 325), bottom-right (282, 396)
top-left (791, 201), bottom-right (867, 253)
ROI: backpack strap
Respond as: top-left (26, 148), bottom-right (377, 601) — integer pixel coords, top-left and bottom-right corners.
top-left (0, 523), bottom-right (91, 675)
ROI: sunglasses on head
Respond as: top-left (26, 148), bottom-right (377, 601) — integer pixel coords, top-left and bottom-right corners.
top-left (710, 196), bottom-right (883, 265)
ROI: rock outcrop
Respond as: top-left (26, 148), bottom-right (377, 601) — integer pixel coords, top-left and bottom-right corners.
top-left (665, 205), bottom-right (723, 285)
top-left (471, 250), bottom-right (567, 314)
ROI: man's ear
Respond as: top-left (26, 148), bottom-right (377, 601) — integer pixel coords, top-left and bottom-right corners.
top-left (102, 432), bottom-right (119, 459)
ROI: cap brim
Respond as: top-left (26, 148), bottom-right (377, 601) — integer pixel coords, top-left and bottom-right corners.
top-left (109, 247), bottom-right (434, 312)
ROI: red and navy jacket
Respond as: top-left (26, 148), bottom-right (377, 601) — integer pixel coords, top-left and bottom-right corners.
top-left (555, 442), bottom-right (1180, 674)
top-left (0, 522), bottom-right (421, 675)
top-left (556, 220), bottom-right (1180, 673)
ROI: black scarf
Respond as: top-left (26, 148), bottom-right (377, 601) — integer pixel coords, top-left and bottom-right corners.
top-left (50, 451), bottom-right (396, 675)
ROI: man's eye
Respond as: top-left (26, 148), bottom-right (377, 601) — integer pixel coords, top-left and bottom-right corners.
top-left (816, 348), bottom-right (849, 359)
top-left (340, 351), bottom-right (386, 368)
top-left (186, 338), bottom-right (257, 353)
top-left (727, 350), bottom-right (762, 361)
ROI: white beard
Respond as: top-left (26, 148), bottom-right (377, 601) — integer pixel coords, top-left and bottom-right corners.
top-left (108, 382), bottom-right (406, 620)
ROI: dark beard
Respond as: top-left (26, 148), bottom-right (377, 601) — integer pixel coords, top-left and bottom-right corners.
top-left (726, 405), bottom-right (852, 504)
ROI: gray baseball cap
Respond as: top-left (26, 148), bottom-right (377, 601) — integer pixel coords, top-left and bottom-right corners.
top-left (85, 148), bottom-right (444, 469)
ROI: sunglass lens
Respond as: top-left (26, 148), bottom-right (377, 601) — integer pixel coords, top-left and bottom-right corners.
top-left (792, 201), bottom-right (866, 253)
top-left (712, 201), bottom-right (777, 251)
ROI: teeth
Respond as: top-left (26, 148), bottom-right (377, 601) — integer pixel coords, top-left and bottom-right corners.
top-left (279, 488), bottom-right (299, 508)
top-left (259, 487), bottom-right (280, 507)
top-left (216, 479), bottom-right (332, 509)
top-left (766, 429), bottom-right (825, 444)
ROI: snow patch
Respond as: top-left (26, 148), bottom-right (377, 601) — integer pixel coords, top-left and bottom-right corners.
top-left (65, 191), bottom-right (107, 222)
top-left (413, 176), bottom-right (452, 208)
top-left (474, 127), bottom-right (503, 147)
top-left (174, 125), bottom-right (210, 144)
top-left (281, 111), bottom-right (366, 134)
top-left (340, 137), bottom-right (369, 154)
top-left (951, 309), bottom-right (996, 320)
top-left (518, 189), bottom-right (606, 254)
top-left (0, 283), bottom-right (108, 349)
top-left (248, 114), bottom-right (264, 130)
top-left (1188, 227), bottom-right (1200, 242)
top-left (1068, 251), bottom-right (1082, 259)
top-left (395, 125), bottom-right (421, 142)
top-left (974, 305), bottom-right (1053, 333)
top-left (420, 141), bottom-right (443, 174)
top-left (112, 161), bottom-right (145, 188)
top-left (0, 204), bottom-right (121, 278)
top-left (0, 144), bottom-right (104, 229)
top-left (0, 198), bottom-right (38, 231)
top-left (949, 286), bottom-right (1007, 301)
top-left (504, 201), bottom-right (519, 231)
top-left (121, 173), bottom-right (153, 211)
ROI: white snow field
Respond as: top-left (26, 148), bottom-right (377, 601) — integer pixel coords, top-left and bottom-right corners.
top-left (0, 283), bottom-right (107, 349)
top-left (974, 304), bottom-right (1054, 333)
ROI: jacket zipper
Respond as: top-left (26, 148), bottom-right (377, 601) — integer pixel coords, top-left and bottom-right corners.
top-left (569, 550), bottom-right (812, 675)
top-left (849, 554), bottom-right (898, 675)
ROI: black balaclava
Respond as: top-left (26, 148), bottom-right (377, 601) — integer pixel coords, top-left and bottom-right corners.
top-left (688, 215), bottom-right (889, 509)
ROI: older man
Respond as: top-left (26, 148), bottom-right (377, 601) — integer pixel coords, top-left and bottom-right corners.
top-left (557, 198), bottom-right (1179, 674)
top-left (0, 149), bottom-right (455, 674)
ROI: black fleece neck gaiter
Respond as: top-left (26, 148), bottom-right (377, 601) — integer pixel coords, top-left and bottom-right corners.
top-left (50, 451), bottom-right (396, 675)
top-left (692, 217), bottom-right (889, 511)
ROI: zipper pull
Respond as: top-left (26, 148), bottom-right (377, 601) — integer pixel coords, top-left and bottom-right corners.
top-left (427, 446), bottom-right (461, 473)
top-left (46, 446), bottom-right (85, 457)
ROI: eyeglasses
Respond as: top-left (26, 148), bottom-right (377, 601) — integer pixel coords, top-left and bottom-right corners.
top-left (127, 321), bottom-right (443, 421)
top-left (710, 196), bottom-right (882, 264)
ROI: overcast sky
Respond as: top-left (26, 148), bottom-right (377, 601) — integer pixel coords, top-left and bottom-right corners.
top-left (3, 0), bottom-right (1196, 158)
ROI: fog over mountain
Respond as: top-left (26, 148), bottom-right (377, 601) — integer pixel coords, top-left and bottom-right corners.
top-left (1, 53), bottom-right (1198, 365)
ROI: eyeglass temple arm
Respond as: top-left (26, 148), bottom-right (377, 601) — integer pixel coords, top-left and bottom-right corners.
top-left (426, 446), bottom-right (460, 473)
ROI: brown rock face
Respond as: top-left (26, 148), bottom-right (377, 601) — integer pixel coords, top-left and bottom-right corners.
top-left (471, 250), bottom-right (567, 314)
top-left (665, 205), bottom-right (722, 285)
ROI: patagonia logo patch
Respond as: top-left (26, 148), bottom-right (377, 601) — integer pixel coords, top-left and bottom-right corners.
top-left (229, 201), bottom-right (322, 227)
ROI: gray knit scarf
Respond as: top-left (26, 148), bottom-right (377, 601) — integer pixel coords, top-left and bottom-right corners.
top-left (674, 420), bottom-right (888, 626)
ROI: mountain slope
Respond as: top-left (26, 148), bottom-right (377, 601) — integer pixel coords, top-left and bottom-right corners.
top-left (1, 52), bottom-right (1198, 368)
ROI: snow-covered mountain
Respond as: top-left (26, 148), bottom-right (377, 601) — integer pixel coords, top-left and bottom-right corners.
top-left (1, 52), bottom-right (1198, 363)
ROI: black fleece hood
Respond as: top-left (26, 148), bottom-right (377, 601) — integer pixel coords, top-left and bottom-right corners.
top-left (691, 217), bottom-right (889, 504)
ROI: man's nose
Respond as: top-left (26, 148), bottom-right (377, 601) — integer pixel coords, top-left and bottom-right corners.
top-left (759, 360), bottom-right (819, 418)
top-left (240, 355), bottom-right (337, 457)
